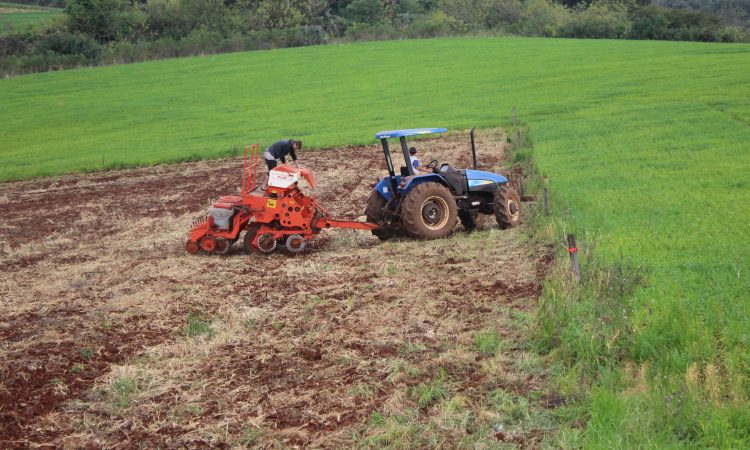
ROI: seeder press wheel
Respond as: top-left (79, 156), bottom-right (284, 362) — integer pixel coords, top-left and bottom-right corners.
top-left (213, 238), bottom-right (231, 255)
top-left (256, 233), bottom-right (277, 253)
top-left (185, 240), bottom-right (200, 254)
top-left (284, 234), bottom-right (306, 254)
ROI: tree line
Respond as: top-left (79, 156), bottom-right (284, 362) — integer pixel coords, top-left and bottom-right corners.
top-left (1, 0), bottom-right (747, 77)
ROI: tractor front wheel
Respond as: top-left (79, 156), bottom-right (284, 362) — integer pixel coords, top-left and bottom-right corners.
top-left (493, 185), bottom-right (521, 229)
top-left (401, 182), bottom-right (457, 240)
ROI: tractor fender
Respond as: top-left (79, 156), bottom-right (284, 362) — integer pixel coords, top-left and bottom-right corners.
top-left (401, 174), bottom-right (450, 194)
top-left (374, 174), bottom-right (452, 201)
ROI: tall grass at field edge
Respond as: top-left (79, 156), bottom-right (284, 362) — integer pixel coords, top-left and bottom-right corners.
top-left (511, 127), bottom-right (750, 448)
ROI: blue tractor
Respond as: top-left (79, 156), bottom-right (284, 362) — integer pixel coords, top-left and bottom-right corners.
top-left (365, 127), bottom-right (521, 240)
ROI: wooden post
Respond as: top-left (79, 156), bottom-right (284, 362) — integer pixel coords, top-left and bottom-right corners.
top-left (516, 130), bottom-right (521, 145)
top-left (530, 163), bottom-right (534, 177)
top-left (543, 188), bottom-right (548, 215)
top-left (512, 106), bottom-right (517, 126)
top-left (567, 234), bottom-right (580, 283)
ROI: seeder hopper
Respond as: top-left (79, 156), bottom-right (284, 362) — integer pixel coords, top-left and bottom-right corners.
top-left (185, 145), bottom-right (378, 255)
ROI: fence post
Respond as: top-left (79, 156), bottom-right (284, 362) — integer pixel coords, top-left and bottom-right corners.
top-left (567, 234), bottom-right (580, 283)
top-left (530, 162), bottom-right (534, 177)
top-left (543, 188), bottom-right (548, 215)
top-left (512, 106), bottom-right (517, 126)
top-left (517, 174), bottom-right (524, 196)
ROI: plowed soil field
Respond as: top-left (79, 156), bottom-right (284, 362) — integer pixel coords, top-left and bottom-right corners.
top-left (0, 131), bottom-right (557, 448)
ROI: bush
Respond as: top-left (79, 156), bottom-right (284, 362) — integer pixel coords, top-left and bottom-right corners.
top-left (507, 0), bottom-right (570, 37)
top-left (344, 22), bottom-right (400, 41)
top-left (65, 0), bottom-right (144, 43)
top-left (629, 6), bottom-right (728, 42)
top-left (178, 29), bottom-right (224, 56)
top-left (342, 0), bottom-right (383, 24)
top-left (406, 11), bottom-right (467, 38)
top-left (0, 32), bottom-right (33, 58)
top-left (35, 32), bottom-right (103, 60)
top-left (19, 52), bottom-right (89, 73)
top-left (107, 40), bottom-right (150, 64)
top-left (717, 26), bottom-right (745, 43)
top-left (297, 25), bottom-right (329, 46)
top-left (560, 3), bottom-right (630, 39)
top-left (484, 0), bottom-right (525, 29)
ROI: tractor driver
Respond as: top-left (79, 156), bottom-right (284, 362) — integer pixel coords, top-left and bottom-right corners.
top-left (264, 139), bottom-right (302, 172)
top-left (409, 147), bottom-right (431, 175)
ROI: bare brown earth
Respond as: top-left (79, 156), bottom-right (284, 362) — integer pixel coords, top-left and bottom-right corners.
top-left (0, 130), bottom-right (558, 448)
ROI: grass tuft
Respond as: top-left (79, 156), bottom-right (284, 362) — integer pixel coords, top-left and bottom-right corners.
top-left (110, 376), bottom-right (138, 413)
top-left (473, 330), bottom-right (501, 357)
top-left (184, 312), bottom-right (214, 338)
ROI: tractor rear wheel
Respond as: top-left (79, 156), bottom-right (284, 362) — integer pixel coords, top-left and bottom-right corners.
top-left (494, 185), bottom-right (521, 229)
top-left (401, 182), bottom-right (457, 240)
top-left (365, 191), bottom-right (393, 241)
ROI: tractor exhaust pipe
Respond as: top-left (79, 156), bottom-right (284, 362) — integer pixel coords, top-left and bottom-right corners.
top-left (470, 127), bottom-right (477, 170)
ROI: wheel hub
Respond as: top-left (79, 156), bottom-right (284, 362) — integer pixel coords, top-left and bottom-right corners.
top-left (420, 195), bottom-right (449, 230)
top-left (423, 202), bottom-right (441, 224)
top-left (509, 200), bottom-right (520, 221)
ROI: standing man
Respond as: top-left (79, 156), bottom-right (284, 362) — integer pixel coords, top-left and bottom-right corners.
top-left (264, 139), bottom-right (302, 172)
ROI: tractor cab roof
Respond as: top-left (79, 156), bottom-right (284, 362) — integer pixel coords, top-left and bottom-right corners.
top-left (375, 128), bottom-right (447, 139)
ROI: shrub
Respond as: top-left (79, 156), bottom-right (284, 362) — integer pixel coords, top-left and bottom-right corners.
top-left (65, 0), bottom-right (143, 43)
top-left (406, 11), bottom-right (467, 38)
top-left (560, 3), bottom-right (631, 39)
top-left (629, 6), bottom-right (727, 42)
top-left (343, 0), bottom-right (383, 24)
top-left (179, 29), bottom-right (224, 56)
top-left (35, 32), bottom-right (103, 60)
top-left (20, 52), bottom-right (89, 73)
top-left (718, 26), bottom-right (745, 43)
top-left (484, 0), bottom-right (525, 29)
top-left (508, 0), bottom-right (570, 37)
top-left (0, 33), bottom-right (33, 58)
top-left (344, 22), bottom-right (400, 41)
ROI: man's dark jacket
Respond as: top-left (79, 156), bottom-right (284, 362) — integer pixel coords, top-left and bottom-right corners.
top-left (267, 140), bottom-right (298, 163)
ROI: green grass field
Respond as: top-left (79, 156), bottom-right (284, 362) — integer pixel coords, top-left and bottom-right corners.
top-left (1, 37), bottom-right (749, 446)
top-left (0, 2), bottom-right (61, 34)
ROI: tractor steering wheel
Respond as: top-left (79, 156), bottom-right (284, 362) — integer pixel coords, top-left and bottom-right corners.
top-left (425, 159), bottom-right (439, 174)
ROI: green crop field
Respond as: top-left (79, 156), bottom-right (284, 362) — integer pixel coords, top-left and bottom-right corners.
top-left (0, 2), bottom-right (61, 33)
top-left (2, 37), bottom-right (749, 446)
